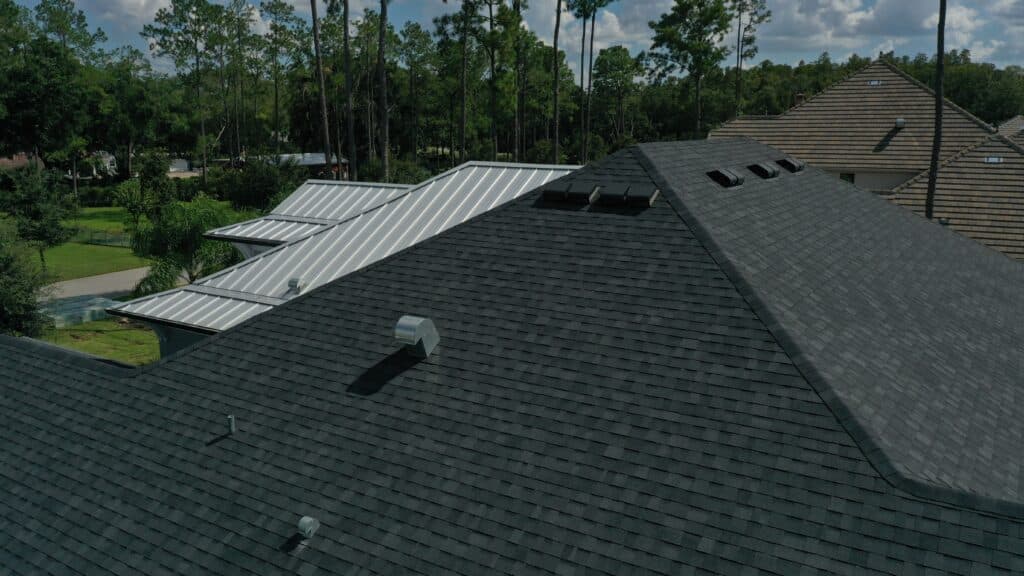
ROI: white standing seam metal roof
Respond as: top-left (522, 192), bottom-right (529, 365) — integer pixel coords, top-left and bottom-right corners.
top-left (205, 180), bottom-right (412, 246)
top-left (110, 162), bottom-right (578, 333)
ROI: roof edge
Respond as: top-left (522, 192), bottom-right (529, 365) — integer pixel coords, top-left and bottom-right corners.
top-left (777, 60), bottom-right (996, 135)
top-left (893, 134), bottom-right (1024, 193)
top-left (633, 143), bottom-right (1024, 521)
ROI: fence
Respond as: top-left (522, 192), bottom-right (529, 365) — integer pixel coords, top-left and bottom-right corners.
top-left (71, 229), bottom-right (130, 248)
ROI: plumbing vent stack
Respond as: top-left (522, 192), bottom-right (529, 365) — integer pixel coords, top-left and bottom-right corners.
top-left (395, 315), bottom-right (440, 358)
top-left (227, 414), bottom-right (236, 435)
top-left (895, 118), bottom-right (907, 129)
top-left (297, 516), bottom-right (320, 539)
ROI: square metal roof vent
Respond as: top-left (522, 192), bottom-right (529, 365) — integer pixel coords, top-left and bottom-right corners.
top-left (595, 183), bottom-right (660, 207)
top-left (868, 79), bottom-right (883, 86)
top-left (984, 156), bottom-right (1004, 164)
top-left (707, 168), bottom-right (744, 188)
top-left (541, 181), bottom-right (598, 204)
top-left (747, 163), bottom-right (780, 179)
top-left (776, 157), bottom-right (806, 173)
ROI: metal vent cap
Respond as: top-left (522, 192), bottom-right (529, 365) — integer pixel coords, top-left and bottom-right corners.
top-left (395, 315), bottom-right (440, 358)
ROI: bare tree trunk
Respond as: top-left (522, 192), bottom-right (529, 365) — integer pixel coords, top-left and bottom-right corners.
top-left (344, 0), bottom-right (357, 180)
top-left (926, 0), bottom-right (946, 220)
top-left (578, 10), bottom-right (587, 162)
top-left (514, 0), bottom-right (523, 162)
top-left (552, 0), bottom-right (562, 164)
top-left (695, 74), bottom-right (703, 135)
top-left (460, 8), bottom-right (468, 163)
top-left (311, 0), bottom-right (335, 180)
top-left (488, 1), bottom-right (498, 161)
top-left (378, 0), bottom-right (389, 182)
top-left (410, 63), bottom-right (419, 160)
top-left (195, 49), bottom-right (207, 189)
top-left (584, 10), bottom-right (596, 162)
top-left (273, 67), bottom-right (281, 154)
top-left (735, 8), bottom-right (743, 116)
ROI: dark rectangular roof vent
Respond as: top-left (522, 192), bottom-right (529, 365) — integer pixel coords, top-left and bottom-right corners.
top-left (595, 183), bottom-right (660, 207)
top-left (707, 168), bottom-right (744, 188)
top-left (626, 183), bottom-right (660, 207)
top-left (747, 163), bottom-right (780, 179)
top-left (776, 157), bottom-right (806, 173)
top-left (541, 181), bottom-right (598, 204)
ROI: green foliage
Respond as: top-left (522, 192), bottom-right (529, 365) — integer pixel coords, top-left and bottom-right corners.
top-left (649, 0), bottom-right (733, 133)
top-left (2, 165), bottom-right (77, 264)
top-left (113, 178), bottom-right (150, 231)
top-left (0, 219), bottom-right (49, 337)
top-left (208, 161), bottom-right (307, 210)
top-left (136, 149), bottom-right (176, 211)
top-left (4, 0), bottom-right (1024, 191)
top-left (130, 194), bottom-right (241, 295)
top-left (361, 158), bottom-right (432, 185)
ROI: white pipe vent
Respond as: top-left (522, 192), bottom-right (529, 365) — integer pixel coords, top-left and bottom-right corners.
top-left (395, 315), bottom-right (440, 358)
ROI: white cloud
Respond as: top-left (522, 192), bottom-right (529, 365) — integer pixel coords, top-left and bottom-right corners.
top-left (923, 4), bottom-right (985, 48)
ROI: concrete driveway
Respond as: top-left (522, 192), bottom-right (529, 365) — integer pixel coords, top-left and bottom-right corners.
top-left (44, 267), bottom-right (151, 300)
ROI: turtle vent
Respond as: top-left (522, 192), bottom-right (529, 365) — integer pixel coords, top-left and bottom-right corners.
top-left (707, 168), bottom-right (744, 188)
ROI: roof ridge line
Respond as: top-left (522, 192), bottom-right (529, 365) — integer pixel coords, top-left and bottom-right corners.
top-left (776, 60), bottom-right (996, 135)
top-left (632, 143), bottom-right (1024, 521)
top-left (876, 59), bottom-right (997, 134)
top-left (894, 134), bottom-right (1024, 193)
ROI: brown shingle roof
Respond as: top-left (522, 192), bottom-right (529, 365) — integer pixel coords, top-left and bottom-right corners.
top-left (999, 115), bottom-right (1024, 136)
top-left (709, 61), bottom-right (996, 174)
top-left (890, 135), bottom-right (1024, 259)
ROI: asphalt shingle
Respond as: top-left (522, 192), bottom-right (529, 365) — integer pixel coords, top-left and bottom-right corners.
top-left (2, 141), bottom-right (1024, 575)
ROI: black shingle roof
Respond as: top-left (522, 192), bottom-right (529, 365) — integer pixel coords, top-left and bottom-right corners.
top-left (3, 140), bottom-right (1024, 575)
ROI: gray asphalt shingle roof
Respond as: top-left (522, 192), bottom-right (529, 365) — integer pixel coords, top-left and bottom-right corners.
top-left (3, 139), bottom-right (1024, 575)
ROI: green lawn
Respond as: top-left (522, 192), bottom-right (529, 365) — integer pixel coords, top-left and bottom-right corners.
top-left (44, 242), bottom-right (150, 281)
top-left (40, 318), bottom-right (160, 365)
top-left (66, 206), bottom-right (129, 234)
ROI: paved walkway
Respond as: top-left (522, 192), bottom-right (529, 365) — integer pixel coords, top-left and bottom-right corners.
top-left (44, 267), bottom-right (151, 300)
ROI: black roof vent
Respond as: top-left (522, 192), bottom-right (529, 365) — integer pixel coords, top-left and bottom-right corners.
top-left (747, 162), bottom-right (780, 179)
top-left (541, 180), bottom-right (598, 204)
top-left (776, 157), bottom-right (806, 173)
top-left (707, 168), bottom-right (744, 188)
top-left (595, 183), bottom-right (660, 207)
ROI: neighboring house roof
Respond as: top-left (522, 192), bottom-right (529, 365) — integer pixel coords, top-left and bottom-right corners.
top-left (110, 162), bottom-right (577, 333)
top-left (272, 152), bottom-right (345, 166)
top-left (0, 152), bottom-right (44, 171)
top-left (890, 135), bottom-right (1024, 259)
top-left (709, 60), bottom-right (996, 174)
top-left (5, 139), bottom-right (1024, 574)
top-left (999, 114), bottom-right (1024, 136)
top-left (205, 180), bottom-right (412, 247)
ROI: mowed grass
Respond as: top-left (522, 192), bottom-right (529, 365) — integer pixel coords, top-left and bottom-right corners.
top-left (66, 206), bottom-right (129, 234)
top-left (44, 242), bottom-right (150, 281)
top-left (40, 318), bottom-right (160, 365)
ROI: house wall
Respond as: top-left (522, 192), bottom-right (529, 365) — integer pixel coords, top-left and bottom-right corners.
top-left (232, 242), bottom-right (272, 259)
top-left (147, 322), bottom-right (211, 357)
top-left (827, 170), bottom-right (918, 191)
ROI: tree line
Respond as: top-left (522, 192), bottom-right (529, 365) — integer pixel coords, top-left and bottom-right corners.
top-left (4, 0), bottom-right (1024, 187)
top-left (3, 0), bottom-right (1024, 338)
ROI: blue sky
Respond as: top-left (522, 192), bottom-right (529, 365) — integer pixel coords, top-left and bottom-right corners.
top-left (16, 0), bottom-right (1024, 77)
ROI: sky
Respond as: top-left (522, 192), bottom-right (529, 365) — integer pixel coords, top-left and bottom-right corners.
top-left (15, 0), bottom-right (1024, 79)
